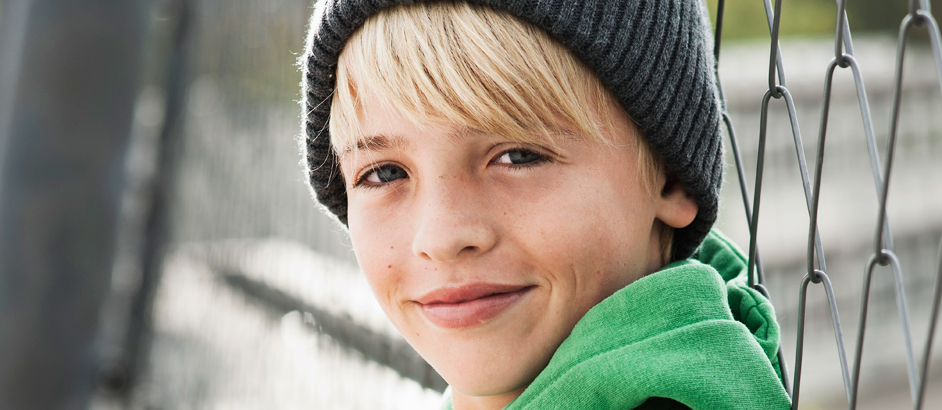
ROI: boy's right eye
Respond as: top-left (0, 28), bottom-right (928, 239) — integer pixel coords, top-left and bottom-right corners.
top-left (357, 164), bottom-right (408, 187)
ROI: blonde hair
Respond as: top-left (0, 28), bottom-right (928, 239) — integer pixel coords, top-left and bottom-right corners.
top-left (329, 1), bottom-right (674, 261)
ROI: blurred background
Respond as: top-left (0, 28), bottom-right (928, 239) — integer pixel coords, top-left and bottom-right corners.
top-left (0, 0), bottom-right (940, 409)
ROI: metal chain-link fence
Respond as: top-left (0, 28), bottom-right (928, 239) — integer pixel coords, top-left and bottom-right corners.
top-left (713, 0), bottom-right (942, 408)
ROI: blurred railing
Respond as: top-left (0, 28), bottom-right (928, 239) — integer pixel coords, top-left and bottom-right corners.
top-left (0, 1), bottom-right (152, 408)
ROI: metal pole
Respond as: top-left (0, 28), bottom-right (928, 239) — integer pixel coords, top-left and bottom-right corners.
top-left (0, 1), bottom-right (152, 409)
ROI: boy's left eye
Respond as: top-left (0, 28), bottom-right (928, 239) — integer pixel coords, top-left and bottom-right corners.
top-left (494, 149), bottom-right (547, 166)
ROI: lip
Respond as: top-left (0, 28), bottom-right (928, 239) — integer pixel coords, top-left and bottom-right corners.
top-left (415, 283), bottom-right (533, 329)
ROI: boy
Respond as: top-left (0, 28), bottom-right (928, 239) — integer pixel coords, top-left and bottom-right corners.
top-left (301, 1), bottom-right (791, 409)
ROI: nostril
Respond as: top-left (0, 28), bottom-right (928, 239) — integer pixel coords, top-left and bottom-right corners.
top-left (457, 245), bottom-right (479, 258)
top-left (412, 226), bottom-right (495, 262)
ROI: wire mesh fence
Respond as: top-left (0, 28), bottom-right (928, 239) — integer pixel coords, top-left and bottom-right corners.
top-left (712, 0), bottom-right (942, 408)
top-left (1, 0), bottom-right (937, 409)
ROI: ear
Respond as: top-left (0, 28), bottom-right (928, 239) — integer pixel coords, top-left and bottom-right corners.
top-left (655, 176), bottom-right (698, 229)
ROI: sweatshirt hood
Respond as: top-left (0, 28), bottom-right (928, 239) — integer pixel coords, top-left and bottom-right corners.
top-left (694, 230), bottom-right (786, 380)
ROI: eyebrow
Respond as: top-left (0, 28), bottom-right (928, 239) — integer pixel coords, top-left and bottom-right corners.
top-left (342, 126), bottom-right (489, 157)
top-left (342, 134), bottom-right (410, 157)
top-left (447, 126), bottom-right (487, 142)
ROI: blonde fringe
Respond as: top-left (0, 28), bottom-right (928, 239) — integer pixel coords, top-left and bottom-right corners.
top-left (330, 1), bottom-right (672, 258)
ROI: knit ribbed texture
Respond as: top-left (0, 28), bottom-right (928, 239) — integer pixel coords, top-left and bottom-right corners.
top-left (302, 0), bottom-right (723, 261)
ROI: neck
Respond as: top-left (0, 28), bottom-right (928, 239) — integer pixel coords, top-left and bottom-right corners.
top-left (451, 387), bottom-right (525, 410)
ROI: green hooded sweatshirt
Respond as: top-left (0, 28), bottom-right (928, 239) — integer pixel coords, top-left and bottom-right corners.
top-left (440, 231), bottom-right (792, 409)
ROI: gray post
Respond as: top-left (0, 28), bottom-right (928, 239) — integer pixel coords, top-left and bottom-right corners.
top-left (0, 1), bottom-right (152, 409)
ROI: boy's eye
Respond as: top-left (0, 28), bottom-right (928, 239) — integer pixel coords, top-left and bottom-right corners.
top-left (360, 164), bottom-right (408, 186)
top-left (495, 149), bottom-right (545, 165)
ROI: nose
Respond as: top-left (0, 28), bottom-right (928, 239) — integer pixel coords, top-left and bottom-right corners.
top-left (411, 177), bottom-right (497, 262)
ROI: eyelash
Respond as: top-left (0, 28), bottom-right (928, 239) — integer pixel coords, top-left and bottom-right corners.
top-left (353, 163), bottom-right (401, 189)
top-left (492, 147), bottom-right (552, 169)
top-left (352, 147), bottom-right (552, 189)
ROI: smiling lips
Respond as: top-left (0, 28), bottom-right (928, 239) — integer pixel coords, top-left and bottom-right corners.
top-left (416, 283), bottom-right (533, 329)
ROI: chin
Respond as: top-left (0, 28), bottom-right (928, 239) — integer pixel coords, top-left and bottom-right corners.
top-left (409, 327), bottom-right (551, 397)
top-left (440, 363), bottom-right (536, 398)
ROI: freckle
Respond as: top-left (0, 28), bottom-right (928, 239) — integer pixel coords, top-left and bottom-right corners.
top-left (390, 246), bottom-right (394, 249)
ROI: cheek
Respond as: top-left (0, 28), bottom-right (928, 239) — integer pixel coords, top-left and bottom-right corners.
top-left (508, 174), bottom-right (652, 305)
top-left (347, 206), bottom-right (410, 316)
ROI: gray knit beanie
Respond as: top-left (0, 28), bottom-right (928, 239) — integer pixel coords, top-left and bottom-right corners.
top-left (302, 0), bottom-right (722, 261)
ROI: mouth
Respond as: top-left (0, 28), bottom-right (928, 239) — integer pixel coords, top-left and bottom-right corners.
top-left (415, 283), bottom-right (534, 329)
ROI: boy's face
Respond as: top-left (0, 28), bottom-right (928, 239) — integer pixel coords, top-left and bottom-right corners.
top-left (340, 92), bottom-right (696, 401)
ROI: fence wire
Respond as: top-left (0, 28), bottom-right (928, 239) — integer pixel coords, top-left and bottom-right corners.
top-left (715, 0), bottom-right (942, 408)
